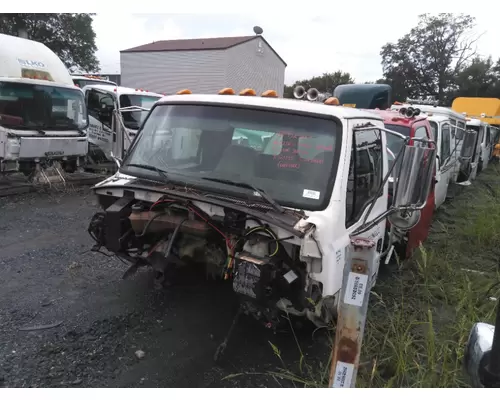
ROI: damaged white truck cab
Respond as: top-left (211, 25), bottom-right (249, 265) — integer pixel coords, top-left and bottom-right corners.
top-left (88, 89), bottom-right (435, 328)
top-left (82, 84), bottom-right (163, 165)
top-left (0, 34), bottom-right (89, 176)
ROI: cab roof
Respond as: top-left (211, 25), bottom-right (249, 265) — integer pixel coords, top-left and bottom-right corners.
top-left (83, 84), bottom-right (163, 98)
top-left (0, 33), bottom-right (74, 86)
top-left (391, 103), bottom-right (466, 121)
top-left (466, 118), bottom-right (485, 127)
top-left (155, 94), bottom-right (385, 121)
top-left (72, 75), bottom-right (117, 84)
top-left (427, 115), bottom-right (449, 123)
top-left (367, 109), bottom-right (428, 127)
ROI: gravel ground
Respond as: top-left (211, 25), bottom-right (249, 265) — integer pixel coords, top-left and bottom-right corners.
top-left (0, 187), bottom-right (330, 388)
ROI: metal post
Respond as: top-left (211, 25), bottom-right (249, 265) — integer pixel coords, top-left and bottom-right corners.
top-left (329, 237), bottom-right (376, 388)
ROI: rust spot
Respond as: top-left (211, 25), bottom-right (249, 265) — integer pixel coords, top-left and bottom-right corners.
top-left (336, 336), bottom-right (358, 364)
top-left (350, 237), bottom-right (375, 249)
top-left (351, 258), bottom-right (368, 273)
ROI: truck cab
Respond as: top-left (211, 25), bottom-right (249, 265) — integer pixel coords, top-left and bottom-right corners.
top-left (390, 102), bottom-right (475, 185)
top-left (72, 75), bottom-right (118, 89)
top-left (425, 115), bottom-right (459, 208)
top-left (333, 83), bottom-right (391, 110)
top-left (452, 97), bottom-right (500, 163)
top-left (0, 33), bottom-right (88, 177)
top-left (82, 84), bottom-right (163, 164)
top-left (86, 88), bottom-right (435, 330)
top-left (465, 118), bottom-right (491, 174)
top-left (369, 107), bottom-right (435, 258)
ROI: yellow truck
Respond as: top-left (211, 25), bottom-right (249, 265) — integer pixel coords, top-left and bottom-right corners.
top-left (451, 97), bottom-right (500, 160)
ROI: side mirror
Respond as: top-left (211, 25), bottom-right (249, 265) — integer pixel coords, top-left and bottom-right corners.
top-left (389, 138), bottom-right (436, 230)
top-left (464, 322), bottom-right (495, 387)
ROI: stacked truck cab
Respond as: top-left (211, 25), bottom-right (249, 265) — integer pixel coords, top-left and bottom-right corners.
top-left (452, 97), bottom-right (500, 164)
top-left (0, 34), bottom-right (88, 177)
top-left (82, 84), bottom-right (163, 168)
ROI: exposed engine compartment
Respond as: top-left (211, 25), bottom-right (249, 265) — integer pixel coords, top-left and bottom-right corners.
top-left (88, 193), bottom-right (314, 330)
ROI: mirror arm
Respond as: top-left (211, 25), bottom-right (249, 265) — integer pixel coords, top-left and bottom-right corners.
top-left (360, 139), bottom-right (409, 228)
top-left (353, 209), bottom-right (393, 236)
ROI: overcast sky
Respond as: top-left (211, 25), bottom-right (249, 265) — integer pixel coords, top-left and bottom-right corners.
top-left (92, 9), bottom-right (500, 85)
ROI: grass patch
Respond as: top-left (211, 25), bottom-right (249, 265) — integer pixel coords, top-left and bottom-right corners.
top-left (258, 165), bottom-right (500, 388)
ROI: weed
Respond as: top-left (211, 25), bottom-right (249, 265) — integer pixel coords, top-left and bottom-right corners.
top-left (239, 166), bottom-right (500, 388)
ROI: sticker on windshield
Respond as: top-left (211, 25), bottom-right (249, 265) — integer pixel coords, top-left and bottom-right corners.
top-left (302, 189), bottom-right (320, 200)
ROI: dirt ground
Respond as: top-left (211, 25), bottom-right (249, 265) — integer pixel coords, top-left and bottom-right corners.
top-left (1, 167), bottom-right (499, 388)
top-left (0, 187), bottom-right (328, 388)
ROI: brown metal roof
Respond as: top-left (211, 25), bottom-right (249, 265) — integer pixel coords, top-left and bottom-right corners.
top-left (120, 35), bottom-right (287, 66)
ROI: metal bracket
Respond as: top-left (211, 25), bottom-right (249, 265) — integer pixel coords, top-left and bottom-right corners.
top-left (329, 237), bottom-right (376, 388)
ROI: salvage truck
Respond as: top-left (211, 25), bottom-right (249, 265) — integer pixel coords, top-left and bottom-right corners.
top-left (368, 107), bottom-right (436, 261)
top-left (0, 33), bottom-right (88, 180)
top-left (81, 84), bottom-right (163, 168)
top-left (391, 100), bottom-right (478, 185)
top-left (315, 84), bottom-right (436, 259)
top-left (86, 87), bottom-right (435, 361)
top-left (452, 97), bottom-right (500, 162)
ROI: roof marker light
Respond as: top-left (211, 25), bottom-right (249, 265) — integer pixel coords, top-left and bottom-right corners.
top-left (324, 97), bottom-right (340, 105)
top-left (261, 90), bottom-right (278, 98)
top-left (218, 88), bottom-right (235, 95)
top-left (176, 89), bottom-right (192, 95)
top-left (239, 88), bottom-right (256, 96)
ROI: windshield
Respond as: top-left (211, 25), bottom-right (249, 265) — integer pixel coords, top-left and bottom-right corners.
top-left (0, 81), bottom-right (87, 130)
top-left (123, 104), bottom-right (342, 210)
top-left (73, 78), bottom-right (116, 89)
top-left (384, 123), bottom-right (410, 156)
top-left (119, 94), bottom-right (161, 130)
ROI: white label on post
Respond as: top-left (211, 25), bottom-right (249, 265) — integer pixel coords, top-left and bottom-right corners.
top-left (343, 272), bottom-right (368, 307)
top-left (332, 361), bottom-right (354, 388)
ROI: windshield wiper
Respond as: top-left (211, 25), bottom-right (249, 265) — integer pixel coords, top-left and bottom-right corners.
top-left (202, 177), bottom-right (285, 214)
top-left (125, 163), bottom-right (169, 183)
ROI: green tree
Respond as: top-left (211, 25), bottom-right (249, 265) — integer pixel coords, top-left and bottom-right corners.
top-left (284, 71), bottom-right (355, 98)
top-left (0, 13), bottom-right (100, 72)
top-left (453, 57), bottom-right (497, 97)
top-left (444, 56), bottom-right (500, 104)
top-left (380, 13), bottom-right (481, 103)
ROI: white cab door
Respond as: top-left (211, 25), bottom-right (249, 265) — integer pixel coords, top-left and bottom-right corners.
top-left (435, 122), bottom-right (452, 209)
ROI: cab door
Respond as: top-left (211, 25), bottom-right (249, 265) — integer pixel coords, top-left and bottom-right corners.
top-left (481, 125), bottom-right (491, 171)
top-left (405, 122), bottom-right (435, 258)
top-left (434, 122), bottom-right (453, 209)
top-left (84, 87), bottom-right (116, 159)
top-left (470, 125), bottom-right (483, 180)
top-left (345, 125), bottom-right (387, 279)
